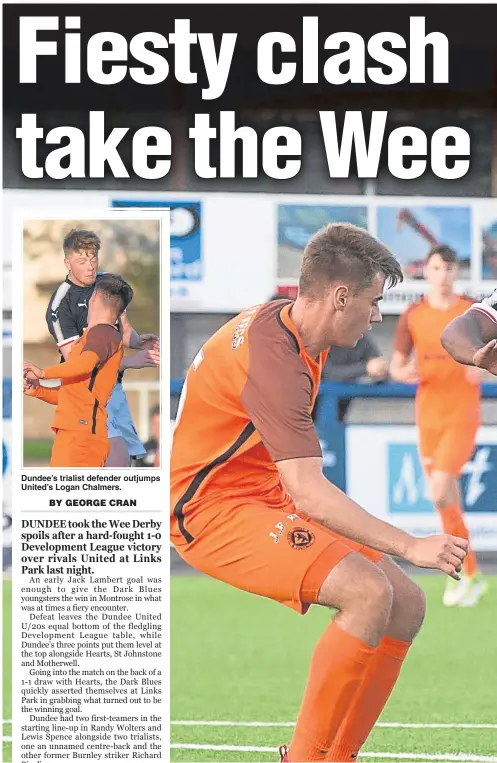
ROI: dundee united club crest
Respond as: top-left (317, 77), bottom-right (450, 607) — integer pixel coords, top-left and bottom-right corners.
top-left (288, 528), bottom-right (315, 550)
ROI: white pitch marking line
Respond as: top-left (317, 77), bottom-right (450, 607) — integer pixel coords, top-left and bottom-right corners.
top-left (171, 720), bottom-right (497, 730)
top-left (170, 744), bottom-right (497, 762)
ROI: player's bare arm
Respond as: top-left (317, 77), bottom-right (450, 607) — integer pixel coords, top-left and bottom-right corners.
top-left (120, 346), bottom-right (160, 371)
top-left (441, 309), bottom-right (497, 374)
top-left (119, 311), bottom-right (158, 350)
top-left (390, 307), bottom-right (419, 383)
top-left (276, 456), bottom-right (468, 579)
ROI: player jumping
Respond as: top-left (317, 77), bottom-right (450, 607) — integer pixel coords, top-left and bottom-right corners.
top-left (390, 245), bottom-right (486, 608)
top-left (46, 229), bottom-right (160, 467)
top-left (24, 275), bottom-right (132, 468)
top-left (170, 224), bottom-right (468, 763)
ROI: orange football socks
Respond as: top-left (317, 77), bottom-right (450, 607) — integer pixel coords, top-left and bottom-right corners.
top-left (288, 622), bottom-right (375, 762)
top-left (326, 635), bottom-right (411, 762)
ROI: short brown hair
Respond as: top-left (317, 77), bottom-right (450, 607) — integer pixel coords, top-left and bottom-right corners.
top-left (425, 244), bottom-right (457, 265)
top-left (95, 274), bottom-right (134, 317)
top-left (63, 229), bottom-right (101, 258)
top-left (299, 223), bottom-right (403, 298)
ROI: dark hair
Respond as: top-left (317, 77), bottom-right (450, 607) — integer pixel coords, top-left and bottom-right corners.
top-left (299, 223), bottom-right (403, 299)
top-left (425, 245), bottom-right (457, 265)
top-left (63, 229), bottom-right (101, 258)
top-left (94, 274), bottom-right (134, 316)
top-left (150, 404), bottom-right (160, 418)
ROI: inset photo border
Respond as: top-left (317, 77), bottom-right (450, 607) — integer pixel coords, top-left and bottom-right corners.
top-left (11, 209), bottom-right (169, 472)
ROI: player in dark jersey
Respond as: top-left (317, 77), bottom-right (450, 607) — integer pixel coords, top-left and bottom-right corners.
top-left (45, 229), bottom-right (159, 467)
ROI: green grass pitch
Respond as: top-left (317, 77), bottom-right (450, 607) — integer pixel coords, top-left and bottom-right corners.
top-left (171, 574), bottom-right (497, 762)
top-left (3, 574), bottom-right (495, 761)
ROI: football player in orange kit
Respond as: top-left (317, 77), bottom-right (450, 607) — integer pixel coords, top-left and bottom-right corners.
top-left (24, 274), bottom-right (133, 468)
top-left (171, 224), bottom-right (468, 763)
top-left (390, 245), bottom-right (486, 607)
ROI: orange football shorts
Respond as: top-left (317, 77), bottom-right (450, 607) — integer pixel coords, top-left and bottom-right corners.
top-left (419, 422), bottom-right (478, 476)
top-left (50, 430), bottom-right (110, 468)
top-left (171, 495), bottom-right (383, 615)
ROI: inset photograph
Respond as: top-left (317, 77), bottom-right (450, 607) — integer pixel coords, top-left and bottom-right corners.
top-left (22, 218), bottom-right (162, 469)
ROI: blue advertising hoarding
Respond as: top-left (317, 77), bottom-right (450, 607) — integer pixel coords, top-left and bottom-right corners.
top-left (388, 442), bottom-right (497, 514)
top-left (111, 199), bottom-right (203, 303)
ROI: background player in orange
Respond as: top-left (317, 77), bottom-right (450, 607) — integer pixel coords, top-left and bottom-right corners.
top-left (390, 245), bottom-right (486, 607)
top-left (171, 224), bottom-right (468, 763)
top-left (23, 274), bottom-right (133, 468)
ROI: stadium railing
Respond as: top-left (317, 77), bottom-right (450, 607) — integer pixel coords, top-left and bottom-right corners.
top-left (170, 380), bottom-right (497, 492)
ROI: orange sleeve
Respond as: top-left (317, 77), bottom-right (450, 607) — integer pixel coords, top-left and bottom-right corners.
top-left (43, 351), bottom-right (99, 380)
top-left (33, 386), bottom-right (59, 405)
top-left (393, 309), bottom-right (414, 355)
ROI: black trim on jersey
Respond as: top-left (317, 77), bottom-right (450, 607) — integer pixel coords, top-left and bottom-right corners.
top-left (91, 400), bottom-right (99, 435)
top-left (173, 422), bottom-right (256, 543)
top-left (304, 371), bottom-right (315, 394)
top-left (276, 311), bottom-right (300, 355)
top-left (276, 310), bottom-right (314, 393)
top-left (88, 365), bottom-right (99, 392)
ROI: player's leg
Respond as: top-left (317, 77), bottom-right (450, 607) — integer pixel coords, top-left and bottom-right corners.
top-left (418, 427), bottom-right (472, 605)
top-left (428, 469), bottom-right (468, 605)
top-left (327, 556), bottom-right (426, 762)
top-left (288, 553), bottom-right (392, 763)
top-left (105, 436), bottom-right (130, 468)
top-left (174, 501), bottom-right (393, 763)
top-left (105, 383), bottom-right (145, 467)
top-left (105, 395), bottom-right (130, 467)
top-left (451, 481), bottom-right (488, 606)
top-left (431, 425), bottom-right (486, 606)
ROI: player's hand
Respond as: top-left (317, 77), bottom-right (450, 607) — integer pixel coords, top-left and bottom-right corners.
top-left (122, 348), bottom-right (160, 370)
top-left (400, 360), bottom-right (419, 384)
top-left (139, 333), bottom-right (159, 351)
top-left (366, 357), bottom-right (388, 380)
top-left (405, 535), bottom-right (468, 580)
top-left (23, 361), bottom-right (45, 380)
top-left (23, 376), bottom-right (39, 395)
top-left (473, 339), bottom-right (497, 376)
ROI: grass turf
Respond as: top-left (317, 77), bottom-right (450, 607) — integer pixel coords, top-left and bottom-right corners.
top-left (171, 574), bottom-right (497, 762)
top-left (23, 439), bottom-right (52, 464)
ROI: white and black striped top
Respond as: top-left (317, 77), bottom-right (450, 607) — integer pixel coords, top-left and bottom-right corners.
top-left (469, 289), bottom-right (497, 324)
top-left (46, 273), bottom-right (107, 351)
